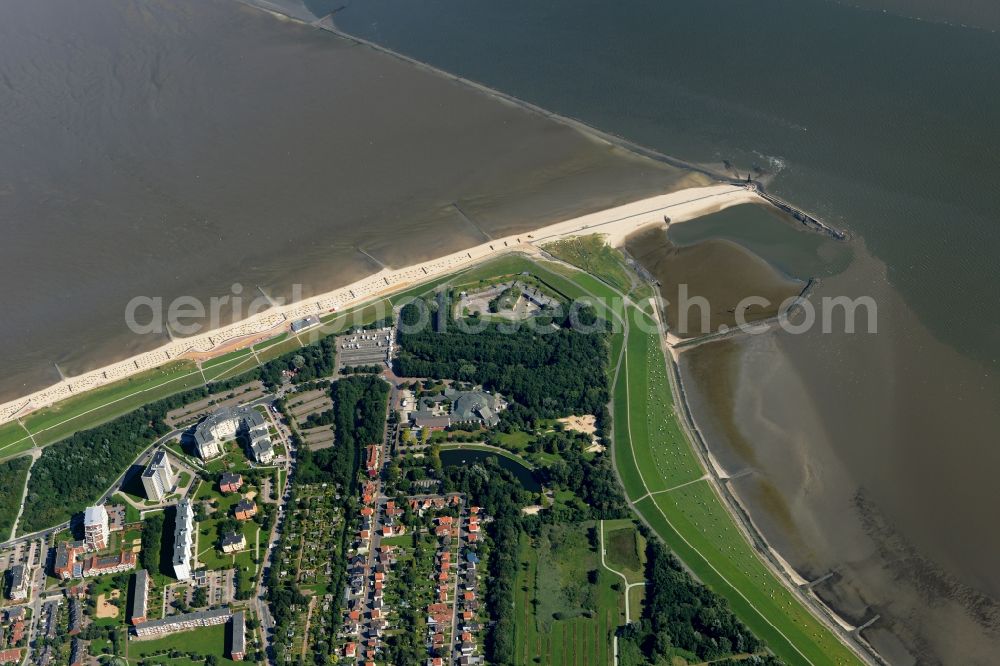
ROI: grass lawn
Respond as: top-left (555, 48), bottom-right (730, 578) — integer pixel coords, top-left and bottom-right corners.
top-left (127, 623), bottom-right (239, 665)
top-left (0, 421), bottom-right (32, 460)
top-left (194, 479), bottom-right (260, 571)
top-left (201, 351), bottom-right (259, 384)
top-left (492, 429), bottom-right (533, 452)
top-left (202, 441), bottom-right (252, 474)
top-left (16, 361), bottom-right (203, 452)
top-left (603, 519), bottom-right (646, 585)
top-left (543, 234), bottom-right (634, 294)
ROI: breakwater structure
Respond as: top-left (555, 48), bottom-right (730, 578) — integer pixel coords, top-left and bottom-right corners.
top-left (748, 181), bottom-right (848, 240)
top-left (669, 277), bottom-right (819, 353)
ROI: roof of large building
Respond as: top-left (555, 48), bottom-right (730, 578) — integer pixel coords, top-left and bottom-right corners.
top-left (172, 499), bottom-right (194, 567)
top-left (449, 390), bottom-right (504, 426)
top-left (83, 505), bottom-right (107, 526)
top-left (290, 315), bottom-right (321, 333)
top-left (194, 405), bottom-right (266, 447)
top-left (83, 550), bottom-right (136, 573)
top-left (413, 413), bottom-right (452, 429)
top-left (414, 388), bottom-right (506, 427)
top-left (235, 499), bottom-right (255, 513)
top-left (8, 564), bottom-right (24, 586)
top-left (231, 610), bottom-right (246, 655)
top-left (143, 450), bottom-right (170, 478)
top-left (54, 541), bottom-right (83, 571)
top-left (136, 606), bottom-right (231, 632)
top-left (129, 570), bottom-right (149, 620)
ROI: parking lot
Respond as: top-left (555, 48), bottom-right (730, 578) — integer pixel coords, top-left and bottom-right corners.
top-left (335, 327), bottom-right (394, 371)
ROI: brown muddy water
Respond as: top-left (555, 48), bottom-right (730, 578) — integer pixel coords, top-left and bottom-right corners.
top-left (0, 0), bottom-right (695, 402)
top-left (625, 216), bottom-right (805, 338)
top-left (666, 205), bottom-right (1000, 664)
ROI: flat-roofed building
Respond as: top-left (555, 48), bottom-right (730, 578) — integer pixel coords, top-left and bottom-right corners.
top-left (69, 639), bottom-right (83, 666)
top-left (290, 315), bottom-right (320, 333)
top-left (130, 570), bottom-right (150, 625)
top-left (230, 610), bottom-right (246, 661)
top-left (173, 499), bottom-right (195, 581)
top-left (141, 450), bottom-right (176, 501)
top-left (6, 565), bottom-right (28, 601)
top-left (68, 599), bottom-right (82, 635)
top-left (83, 506), bottom-right (110, 551)
top-left (133, 606), bottom-right (231, 639)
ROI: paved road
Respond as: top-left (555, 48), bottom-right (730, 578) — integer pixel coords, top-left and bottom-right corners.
top-left (255, 398), bottom-right (295, 665)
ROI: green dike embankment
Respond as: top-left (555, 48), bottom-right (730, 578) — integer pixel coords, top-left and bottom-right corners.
top-left (609, 301), bottom-right (862, 665)
top-left (533, 247), bottom-right (862, 664)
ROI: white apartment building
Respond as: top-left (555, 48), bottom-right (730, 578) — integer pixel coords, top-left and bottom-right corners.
top-left (141, 450), bottom-right (176, 501)
top-left (83, 506), bottom-right (109, 551)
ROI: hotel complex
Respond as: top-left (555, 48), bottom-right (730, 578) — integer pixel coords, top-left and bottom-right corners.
top-left (193, 405), bottom-right (272, 462)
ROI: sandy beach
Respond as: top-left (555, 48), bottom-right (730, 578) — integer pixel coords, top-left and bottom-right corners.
top-left (0, 182), bottom-right (758, 427)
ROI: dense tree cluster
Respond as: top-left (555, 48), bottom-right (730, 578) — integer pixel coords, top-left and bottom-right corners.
top-left (618, 539), bottom-right (770, 663)
top-left (295, 375), bottom-right (388, 489)
top-left (536, 443), bottom-right (630, 521)
top-left (140, 512), bottom-right (164, 574)
top-left (0, 456), bottom-right (32, 535)
top-left (258, 335), bottom-right (336, 388)
top-left (20, 404), bottom-right (168, 531)
top-left (396, 300), bottom-right (610, 420)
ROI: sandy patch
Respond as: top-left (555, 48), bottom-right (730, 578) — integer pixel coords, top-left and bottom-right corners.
top-left (559, 414), bottom-right (597, 434)
top-left (559, 414), bottom-right (603, 449)
top-left (521, 505), bottom-right (544, 515)
top-left (95, 590), bottom-right (120, 619)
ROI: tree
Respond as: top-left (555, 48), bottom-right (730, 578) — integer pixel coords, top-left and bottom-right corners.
top-left (141, 513), bottom-right (165, 574)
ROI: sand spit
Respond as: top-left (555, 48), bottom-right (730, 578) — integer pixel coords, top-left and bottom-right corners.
top-left (0, 183), bottom-right (757, 427)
